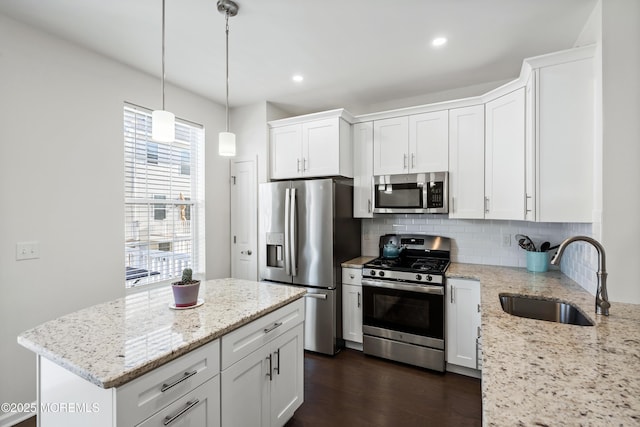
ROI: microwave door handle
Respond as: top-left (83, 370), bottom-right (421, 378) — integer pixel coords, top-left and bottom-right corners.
top-left (284, 188), bottom-right (291, 276)
top-left (290, 187), bottom-right (297, 277)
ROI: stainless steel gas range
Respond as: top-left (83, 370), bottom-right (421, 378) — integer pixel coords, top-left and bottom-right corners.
top-left (362, 234), bottom-right (451, 372)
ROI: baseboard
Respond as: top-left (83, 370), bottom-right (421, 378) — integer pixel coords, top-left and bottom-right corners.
top-left (446, 363), bottom-right (482, 379)
top-left (344, 341), bottom-right (363, 351)
top-left (0, 406), bottom-right (34, 427)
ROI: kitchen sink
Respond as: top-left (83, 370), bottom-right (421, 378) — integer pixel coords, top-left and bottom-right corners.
top-left (499, 293), bottom-right (594, 326)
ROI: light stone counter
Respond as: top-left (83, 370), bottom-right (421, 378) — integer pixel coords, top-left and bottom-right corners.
top-left (18, 278), bottom-right (305, 389)
top-left (447, 263), bottom-right (640, 426)
top-left (341, 256), bottom-right (376, 268)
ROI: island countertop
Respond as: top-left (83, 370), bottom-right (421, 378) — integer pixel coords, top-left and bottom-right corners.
top-left (447, 263), bottom-right (640, 426)
top-left (18, 278), bottom-right (305, 389)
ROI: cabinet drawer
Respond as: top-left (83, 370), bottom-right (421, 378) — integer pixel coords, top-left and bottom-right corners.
top-left (136, 375), bottom-right (220, 427)
top-left (342, 268), bottom-right (362, 286)
top-left (117, 339), bottom-right (220, 426)
top-left (221, 298), bottom-right (304, 370)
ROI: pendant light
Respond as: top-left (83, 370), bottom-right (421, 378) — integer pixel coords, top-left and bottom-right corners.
top-left (152, 0), bottom-right (175, 142)
top-left (217, 0), bottom-right (239, 156)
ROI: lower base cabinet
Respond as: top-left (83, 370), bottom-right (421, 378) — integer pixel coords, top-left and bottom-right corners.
top-left (446, 278), bottom-right (481, 373)
top-left (221, 323), bottom-right (304, 427)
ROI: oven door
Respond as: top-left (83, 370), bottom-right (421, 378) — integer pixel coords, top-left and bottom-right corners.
top-left (361, 278), bottom-right (444, 345)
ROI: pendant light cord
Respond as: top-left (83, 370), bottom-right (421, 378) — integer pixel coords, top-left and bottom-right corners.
top-left (225, 11), bottom-right (230, 132)
top-left (161, 0), bottom-right (166, 110)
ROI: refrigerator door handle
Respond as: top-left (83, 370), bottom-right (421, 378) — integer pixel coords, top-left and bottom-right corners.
top-left (290, 187), bottom-right (298, 276)
top-left (284, 187), bottom-right (291, 276)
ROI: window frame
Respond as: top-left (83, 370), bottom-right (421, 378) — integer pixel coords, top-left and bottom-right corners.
top-left (123, 103), bottom-right (205, 291)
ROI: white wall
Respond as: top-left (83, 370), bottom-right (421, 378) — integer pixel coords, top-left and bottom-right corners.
top-left (600, 0), bottom-right (640, 303)
top-left (0, 14), bottom-right (229, 420)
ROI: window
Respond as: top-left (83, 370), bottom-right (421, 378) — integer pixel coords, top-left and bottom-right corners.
top-left (124, 104), bottom-right (205, 288)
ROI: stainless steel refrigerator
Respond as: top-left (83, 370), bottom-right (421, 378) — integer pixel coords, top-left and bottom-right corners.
top-left (259, 178), bottom-right (361, 355)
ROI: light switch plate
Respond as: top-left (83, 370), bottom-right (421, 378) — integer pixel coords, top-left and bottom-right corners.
top-left (16, 241), bottom-right (39, 260)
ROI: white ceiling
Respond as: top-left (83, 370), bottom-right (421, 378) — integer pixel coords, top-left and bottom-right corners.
top-left (0, 0), bottom-right (597, 116)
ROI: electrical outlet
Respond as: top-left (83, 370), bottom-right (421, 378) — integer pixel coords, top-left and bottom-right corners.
top-left (501, 234), bottom-right (511, 247)
top-left (16, 241), bottom-right (39, 260)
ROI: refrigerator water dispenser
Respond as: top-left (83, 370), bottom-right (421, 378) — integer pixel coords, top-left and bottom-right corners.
top-left (266, 232), bottom-right (284, 268)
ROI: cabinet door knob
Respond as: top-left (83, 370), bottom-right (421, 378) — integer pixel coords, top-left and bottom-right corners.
top-left (241, 250), bottom-right (253, 255)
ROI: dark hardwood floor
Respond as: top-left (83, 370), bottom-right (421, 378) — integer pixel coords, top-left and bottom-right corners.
top-left (285, 349), bottom-right (482, 427)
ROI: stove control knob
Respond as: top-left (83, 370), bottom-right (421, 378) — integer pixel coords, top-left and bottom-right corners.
top-left (426, 275), bottom-right (433, 282)
top-left (415, 274), bottom-right (422, 281)
top-left (379, 271), bottom-right (385, 277)
top-left (370, 270), bottom-right (376, 276)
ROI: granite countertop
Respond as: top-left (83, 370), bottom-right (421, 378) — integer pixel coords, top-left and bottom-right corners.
top-left (341, 256), bottom-right (376, 268)
top-left (447, 263), bottom-right (640, 426)
top-left (18, 278), bottom-right (305, 389)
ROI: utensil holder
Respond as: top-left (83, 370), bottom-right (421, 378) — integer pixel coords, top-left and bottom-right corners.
top-left (526, 251), bottom-right (549, 273)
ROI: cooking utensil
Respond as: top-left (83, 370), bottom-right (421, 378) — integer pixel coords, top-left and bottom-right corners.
top-left (540, 241), bottom-right (550, 252)
top-left (382, 242), bottom-right (404, 259)
top-left (547, 244), bottom-right (560, 252)
top-left (515, 234), bottom-right (537, 252)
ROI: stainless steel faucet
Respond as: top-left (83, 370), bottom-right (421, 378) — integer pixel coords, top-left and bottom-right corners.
top-left (550, 236), bottom-right (610, 316)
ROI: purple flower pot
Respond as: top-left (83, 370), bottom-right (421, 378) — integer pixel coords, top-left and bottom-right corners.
top-left (172, 281), bottom-right (201, 307)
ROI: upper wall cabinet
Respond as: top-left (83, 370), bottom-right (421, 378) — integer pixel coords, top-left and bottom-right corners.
top-left (448, 105), bottom-right (485, 219)
top-left (373, 110), bottom-right (448, 175)
top-left (269, 109), bottom-right (353, 180)
top-left (526, 49), bottom-right (595, 222)
top-left (484, 88), bottom-right (526, 221)
top-left (353, 122), bottom-right (374, 218)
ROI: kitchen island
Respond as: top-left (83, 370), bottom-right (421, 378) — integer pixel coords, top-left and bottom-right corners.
top-left (448, 263), bottom-right (640, 426)
top-left (18, 278), bottom-right (306, 426)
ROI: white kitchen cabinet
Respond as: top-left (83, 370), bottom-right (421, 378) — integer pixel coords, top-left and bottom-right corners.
top-left (409, 110), bottom-right (449, 172)
top-left (373, 116), bottom-right (408, 175)
top-left (448, 105), bottom-right (485, 219)
top-left (221, 323), bottom-right (304, 427)
top-left (527, 52), bottom-right (595, 222)
top-left (38, 339), bottom-right (221, 427)
top-left (373, 111), bottom-right (448, 175)
top-left (270, 124), bottom-right (302, 179)
top-left (353, 122), bottom-right (374, 218)
top-left (269, 110), bottom-right (353, 180)
top-left (446, 278), bottom-right (481, 372)
top-left (342, 267), bottom-right (363, 347)
top-left (484, 87), bottom-right (526, 220)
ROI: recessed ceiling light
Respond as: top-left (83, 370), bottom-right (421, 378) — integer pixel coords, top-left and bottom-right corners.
top-left (292, 75), bottom-right (304, 82)
top-left (432, 37), bottom-right (447, 47)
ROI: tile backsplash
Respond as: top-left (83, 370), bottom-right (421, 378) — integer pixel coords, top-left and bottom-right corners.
top-left (361, 215), bottom-right (596, 294)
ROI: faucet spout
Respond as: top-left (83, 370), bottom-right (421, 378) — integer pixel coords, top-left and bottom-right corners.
top-left (550, 236), bottom-right (609, 316)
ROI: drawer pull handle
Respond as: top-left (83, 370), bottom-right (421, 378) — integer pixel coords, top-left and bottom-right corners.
top-left (161, 370), bottom-right (197, 392)
top-left (163, 399), bottom-right (200, 425)
top-left (263, 322), bottom-right (283, 334)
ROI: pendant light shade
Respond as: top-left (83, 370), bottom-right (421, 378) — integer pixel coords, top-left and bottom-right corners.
top-left (152, 0), bottom-right (175, 142)
top-left (217, 0), bottom-right (239, 156)
top-left (218, 131), bottom-right (236, 156)
top-left (152, 110), bottom-right (176, 142)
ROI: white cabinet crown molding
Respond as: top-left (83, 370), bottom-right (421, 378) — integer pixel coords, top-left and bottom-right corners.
top-left (268, 108), bottom-right (355, 127)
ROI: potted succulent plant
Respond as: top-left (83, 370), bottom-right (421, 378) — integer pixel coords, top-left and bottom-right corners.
top-left (172, 268), bottom-right (201, 307)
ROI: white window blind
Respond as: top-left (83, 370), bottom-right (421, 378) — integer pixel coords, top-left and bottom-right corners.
top-left (124, 104), bottom-right (205, 288)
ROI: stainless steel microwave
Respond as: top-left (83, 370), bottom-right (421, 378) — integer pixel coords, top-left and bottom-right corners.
top-left (372, 172), bottom-right (448, 214)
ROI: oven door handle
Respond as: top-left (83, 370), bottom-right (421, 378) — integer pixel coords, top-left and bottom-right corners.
top-left (361, 279), bottom-right (444, 296)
